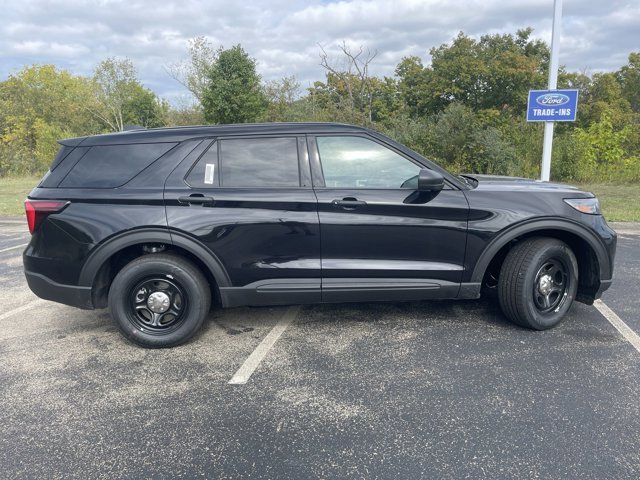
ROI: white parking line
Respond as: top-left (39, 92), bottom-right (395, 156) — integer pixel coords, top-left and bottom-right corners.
top-left (228, 306), bottom-right (299, 385)
top-left (594, 300), bottom-right (640, 354)
top-left (0, 299), bottom-right (45, 322)
top-left (0, 243), bottom-right (28, 254)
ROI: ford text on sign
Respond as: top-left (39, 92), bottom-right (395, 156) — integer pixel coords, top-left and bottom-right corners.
top-left (526, 89), bottom-right (579, 122)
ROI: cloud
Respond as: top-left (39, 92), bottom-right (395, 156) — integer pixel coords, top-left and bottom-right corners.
top-left (1, 0), bottom-right (638, 104)
top-left (11, 40), bottom-right (90, 57)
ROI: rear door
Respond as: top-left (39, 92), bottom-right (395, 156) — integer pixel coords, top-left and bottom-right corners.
top-left (309, 134), bottom-right (469, 302)
top-left (164, 135), bottom-right (321, 306)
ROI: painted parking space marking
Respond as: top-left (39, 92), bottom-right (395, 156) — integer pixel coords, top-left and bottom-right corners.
top-left (0, 243), bottom-right (28, 254)
top-left (0, 299), bottom-right (46, 322)
top-left (594, 299), bottom-right (640, 354)
top-left (228, 306), bottom-right (299, 385)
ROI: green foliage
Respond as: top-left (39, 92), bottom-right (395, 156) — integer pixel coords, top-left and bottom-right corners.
top-left (470, 127), bottom-right (518, 176)
top-left (0, 64), bottom-right (100, 175)
top-left (617, 52), bottom-right (640, 113)
top-left (569, 114), bottom-right (639, 182)
top-left (578, 72), bottom-right (634, 130)
top-left (122, 84), bottom-right (169, 128)
top-left (166, 101), bottom-right (205, 127)
top-left (202, 45), bottom-right (266, 124)
top-left (262, 76), bottom-right (301, 122)
top-left (413, 103), bottom-right (518, 176)
top-left (428, 103), bottom-right (477, 171)
top-left (397, 29), bottom-right (548, 116)
top-left (93, 58), bottom-right (168, 130)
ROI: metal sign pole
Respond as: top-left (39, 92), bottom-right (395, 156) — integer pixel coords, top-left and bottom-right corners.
top-left (540, 0), bottom-right (563, 181)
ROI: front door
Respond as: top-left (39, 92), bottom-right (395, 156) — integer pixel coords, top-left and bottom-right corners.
top-left (164, 136), bottom-right (321, 306)
top-left (309, 134), bottom-right (469, 302)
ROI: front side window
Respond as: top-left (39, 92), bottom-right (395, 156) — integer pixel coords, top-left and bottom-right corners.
top-left (317, 136), bottom-right (421, 189)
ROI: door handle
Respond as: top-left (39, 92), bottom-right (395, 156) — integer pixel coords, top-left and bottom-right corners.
top-left (332, 197), bottom-right (367, 210)
top-left (178, 194), bottom-right (215, 205)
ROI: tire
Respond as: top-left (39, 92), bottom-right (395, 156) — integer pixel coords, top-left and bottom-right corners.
top-left (498, 237), bottom-right (578, 330)
top-left (108, 253), bottom-right (211, 348)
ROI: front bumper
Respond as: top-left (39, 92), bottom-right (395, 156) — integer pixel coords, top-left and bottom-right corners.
top-left (24, 270), bottom-right (94, 310)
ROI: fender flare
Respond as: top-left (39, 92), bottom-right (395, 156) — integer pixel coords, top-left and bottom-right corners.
top-left (78, 228), bottom-right (231, 288)
top-left (469, 218), bottom-right (612, 284)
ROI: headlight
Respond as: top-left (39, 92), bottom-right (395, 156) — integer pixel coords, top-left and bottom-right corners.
top-left (564, 197), bottom-right (601, 215)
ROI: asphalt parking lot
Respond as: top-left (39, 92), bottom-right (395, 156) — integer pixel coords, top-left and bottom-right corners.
top-left (1, 217), bottom-right (639, 479)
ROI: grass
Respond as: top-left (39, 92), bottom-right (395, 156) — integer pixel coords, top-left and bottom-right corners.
top-left (0, 176), bottom-right (40, 216)
top-left (577, 183), bottom-right (640, 222)
top-left (0, 176), bottom-right (638, 221)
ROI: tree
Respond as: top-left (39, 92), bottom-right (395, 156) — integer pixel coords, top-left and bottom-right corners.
top-left (201, 45), bottom-right (266, 124)
top-left (92, 58), bottom-right (167, 131)
top-left (92, 58), bottom-right (137, 131)
top-left (0, 65), bottom-right (100, 175)
top-left (617, 52), bottom-right (640, 113)
top-left (167, 36), bottom-right (218, 103)
top-left (167, 99), bottom-right (205, 126)
top-left (395, 56), bottom-right (430, 117)
top-left (572, 113), bottom-right (637, 182)
top-left (123, 84), bottom-right (169, 128)
top-left (263, 76), bottom-right (300, 121)
top-left (428, 103), bottom-right (478, 171)
top-left (317, 42), bottom-right (378, 124)
top-left (396, 29), bottom-right (549, 116)
top-left (578, 72), bottom-right (633, 129)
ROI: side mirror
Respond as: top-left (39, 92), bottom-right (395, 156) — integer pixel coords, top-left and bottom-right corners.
top-left (417, 168), bottom-right (444, 192)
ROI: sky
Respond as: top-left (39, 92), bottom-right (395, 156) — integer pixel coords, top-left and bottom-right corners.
top-left (2, 0), bottom-right (639, 104)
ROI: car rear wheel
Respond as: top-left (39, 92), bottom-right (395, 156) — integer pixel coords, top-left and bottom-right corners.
top-left (498, 237), bottom-right (578, 330)
top-left (108, 253), bottom-right (211, 348)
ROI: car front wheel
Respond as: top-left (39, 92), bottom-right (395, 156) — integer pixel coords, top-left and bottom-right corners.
top-left (498, 237), bottom-right (578, 330)
top-left (108, 253), bottom-right (211, 348)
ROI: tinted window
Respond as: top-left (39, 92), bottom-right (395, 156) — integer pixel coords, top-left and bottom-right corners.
top-left (40, 146), bottom-right (90, 188)
top-left (50, 145), bottom-right (74, 171)
top-left (185, 142), bottom-right (219, 188)
top-left (317, 136), bottom-right (421, 189)
top-left (219, 137), bottom-right (299, 187)
top-left (60, 143), bottom-right (175, 188)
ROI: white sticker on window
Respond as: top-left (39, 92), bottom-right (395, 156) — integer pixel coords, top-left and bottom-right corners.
top-left (204, 163), bottom-right (215, 185)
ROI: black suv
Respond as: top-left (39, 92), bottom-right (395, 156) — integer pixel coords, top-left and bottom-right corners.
top-left (23, 123), bottom-right (616, 347)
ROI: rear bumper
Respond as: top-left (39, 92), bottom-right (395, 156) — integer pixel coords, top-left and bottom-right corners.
top-left (24, 270), bottom-right (94, 310)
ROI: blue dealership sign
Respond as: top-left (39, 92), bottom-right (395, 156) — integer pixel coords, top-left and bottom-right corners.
top-left (526, 89), bottom-right (579, 122)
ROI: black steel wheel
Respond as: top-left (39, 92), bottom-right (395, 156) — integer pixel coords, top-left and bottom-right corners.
top-left (109, 253), bottom-right (211, 348)
top-left (498, 237), bottom-right (578, 330)
top-left (532, 258), bottom-right (569, 313)
top-left (128, 276), bottom-right (188, 333)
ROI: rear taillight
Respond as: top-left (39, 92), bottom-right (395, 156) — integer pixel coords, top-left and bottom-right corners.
top-left (24, 199), bottom-right (69, 234)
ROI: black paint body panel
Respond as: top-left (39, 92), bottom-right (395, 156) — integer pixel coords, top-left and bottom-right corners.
top-left (23, 123), bottom-right (616, 310)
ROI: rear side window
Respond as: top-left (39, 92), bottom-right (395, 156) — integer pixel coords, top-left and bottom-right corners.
top-left (185, 137), bottom-right (300, 188)
top-left (50, 145), bottom-right (74, 171)
top-left (185, 142), bottom-right (219, 188)
top-left (60, 143), bottom-right (175, 188)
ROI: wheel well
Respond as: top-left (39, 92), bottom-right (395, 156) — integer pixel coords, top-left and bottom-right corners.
top-left (91, 243), bottom-right (220, 309)
top-left (482, 229), bottom-right (601, 304)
